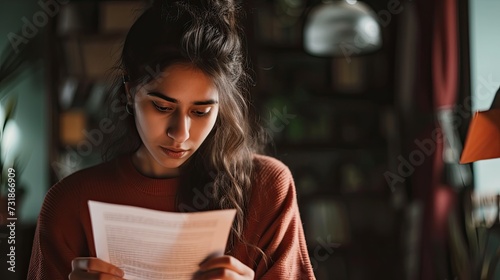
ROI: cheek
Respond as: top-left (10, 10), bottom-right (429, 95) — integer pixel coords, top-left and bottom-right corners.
top-left (134, 104), bottom-right (165, 139)
top-left (193, 113), bottom-right (218, 143)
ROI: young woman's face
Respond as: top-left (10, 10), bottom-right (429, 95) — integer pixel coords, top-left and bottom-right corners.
top-left (130, 63), bottom-right (219, 177)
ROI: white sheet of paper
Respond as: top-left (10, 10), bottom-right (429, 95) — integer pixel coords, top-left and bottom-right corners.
top-left (88, 200), bottom-right (236, 280)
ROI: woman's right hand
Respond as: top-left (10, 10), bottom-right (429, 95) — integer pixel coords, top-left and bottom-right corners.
top-left (69, 257), bottom-right (125, 280)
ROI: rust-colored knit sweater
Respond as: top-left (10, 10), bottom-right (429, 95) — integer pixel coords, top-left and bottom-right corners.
top-left (28, 154), bottom-right (315, 279)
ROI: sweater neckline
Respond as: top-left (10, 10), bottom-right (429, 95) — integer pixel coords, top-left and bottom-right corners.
top-left (117, 154), bottom-right (179, 196)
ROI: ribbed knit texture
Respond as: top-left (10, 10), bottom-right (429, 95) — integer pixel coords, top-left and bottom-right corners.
top-left (28, 154), bottom-right (315, 279)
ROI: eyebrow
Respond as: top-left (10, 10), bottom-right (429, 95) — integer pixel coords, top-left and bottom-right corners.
top-left (147, 92), bottom-right (218, 105)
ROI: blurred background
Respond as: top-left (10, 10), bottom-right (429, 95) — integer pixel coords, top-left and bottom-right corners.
top-left (1, 0), bottom-right (500, 279)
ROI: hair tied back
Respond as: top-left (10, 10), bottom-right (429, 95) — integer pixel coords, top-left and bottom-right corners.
top-left (209, 0), bottom-right (238, 27)
top-left (151, 0), bottom-right (238, 28)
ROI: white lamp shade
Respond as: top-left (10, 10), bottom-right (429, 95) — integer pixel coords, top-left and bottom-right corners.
top-left (304, 1), bottom-right (382, 56)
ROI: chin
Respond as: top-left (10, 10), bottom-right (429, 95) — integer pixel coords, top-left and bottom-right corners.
top-left (158, 158), bottom-right (186, 169)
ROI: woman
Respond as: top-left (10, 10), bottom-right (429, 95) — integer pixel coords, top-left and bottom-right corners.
top-left (28, 0), bottom-right (315, 279)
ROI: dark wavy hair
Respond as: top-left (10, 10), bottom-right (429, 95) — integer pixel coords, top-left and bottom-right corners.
top-left (102, 0), bottom-right (267, 258)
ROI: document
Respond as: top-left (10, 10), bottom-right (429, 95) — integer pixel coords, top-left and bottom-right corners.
top-left (88, 201), bottom-right (236, 280)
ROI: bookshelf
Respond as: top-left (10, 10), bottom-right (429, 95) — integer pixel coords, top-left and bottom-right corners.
top-left (246, 0), bottom-right (404, 279)
top-left (47, 0), bottom-right (146, 184)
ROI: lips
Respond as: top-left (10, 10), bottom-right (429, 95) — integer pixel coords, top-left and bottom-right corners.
top-left (160, 146), bottom-right (189, 159)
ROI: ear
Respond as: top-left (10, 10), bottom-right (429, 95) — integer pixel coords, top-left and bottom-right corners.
top-left (123, 74), bottom-right (133, 103)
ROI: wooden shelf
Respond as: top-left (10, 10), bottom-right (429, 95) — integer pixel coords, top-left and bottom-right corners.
top-left (248, 0), bottom-right (402, 271)
top-left (58, 31), bottom-right (126, 41)
top-left (273, 141), bottom-right (388, 152)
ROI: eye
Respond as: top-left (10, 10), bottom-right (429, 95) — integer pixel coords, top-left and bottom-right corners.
top-left (192, 107), bottom-right (212, 117)
top-left (152, 101), bottom-right (172, 112)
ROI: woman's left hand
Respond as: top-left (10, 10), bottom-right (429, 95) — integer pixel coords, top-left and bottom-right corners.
top-left (193, 255), bottom-right (255, 280)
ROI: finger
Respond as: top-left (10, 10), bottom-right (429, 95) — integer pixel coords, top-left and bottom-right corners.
top-left (194, 268), bottom-right (241, 280)
top-left (71, 257), bottom-right (124, 277)
top-left (198, 255), bottom-right (251, 276)
top-left (69, 269), bottom-right (124, 280)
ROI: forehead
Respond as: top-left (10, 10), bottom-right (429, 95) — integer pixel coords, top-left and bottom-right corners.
top-left (140, 63), bottom-right (218, 99)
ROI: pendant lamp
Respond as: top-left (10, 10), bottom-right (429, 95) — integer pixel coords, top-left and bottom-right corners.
top-left (303, 0), bottom-right (382, 57)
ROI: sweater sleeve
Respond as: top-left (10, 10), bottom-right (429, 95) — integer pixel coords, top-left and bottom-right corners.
top-left (28, 180), bottom-right (86, 280)
top-left (248, 158), bottom-right (316, 280)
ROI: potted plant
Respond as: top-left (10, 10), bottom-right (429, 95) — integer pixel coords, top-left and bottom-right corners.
top-left (0, 97), bottom-right (27, 225)
top-left (0, 30), bottom-right (42, 224)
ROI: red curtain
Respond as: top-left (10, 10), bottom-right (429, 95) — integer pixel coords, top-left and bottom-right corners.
top-left (433, 0), bottom-right (459, 110)
top-left (411, 0), bottom-right (460, 278)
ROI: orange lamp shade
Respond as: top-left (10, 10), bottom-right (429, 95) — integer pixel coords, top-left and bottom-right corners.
top-left (460, 108), bottom-right (500, 163)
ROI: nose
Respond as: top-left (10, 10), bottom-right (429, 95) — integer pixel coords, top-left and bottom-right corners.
top-left (167, 113), bottom-right (190, 143)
